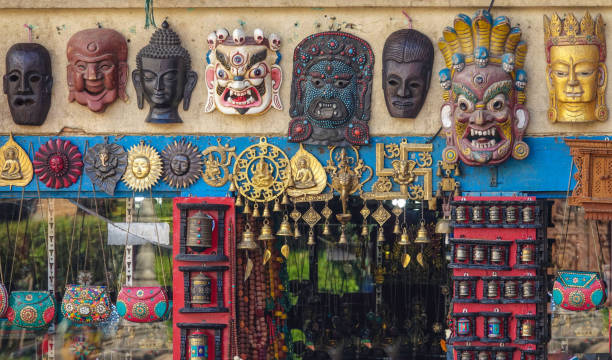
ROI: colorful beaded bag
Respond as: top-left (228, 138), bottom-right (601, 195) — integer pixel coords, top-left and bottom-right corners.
top-left (0, 283), bottom-right (7, 318)
top-left (61, 285), bottom-right (112, 323)
top-left (6, 291), bottom-right (56, 329)
top-left (117, 286), bottom-right (170, 322)
top-left (553, 219), bottom-right (607, 311)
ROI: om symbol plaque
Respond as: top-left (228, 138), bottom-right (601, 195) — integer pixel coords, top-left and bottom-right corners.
top-left (232, 137), bottom-right (290, 203)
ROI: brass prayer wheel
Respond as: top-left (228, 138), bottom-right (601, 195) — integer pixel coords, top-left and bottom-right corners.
top-left (522, 206), bottom-right (534, 223)
top-left (188, 330), bottom-right (208, 360)
top-left (190, 273), bottom-right (212, 304)
top-left (459, 281), bottom-right (470, 297)
top-left (187, 212), bottom-right (214, 252)
top-left (487, 280), bottom-right (498, 298)
top-left (523, 281), bottom-right (534, 298)
top-left (489, 205), bottom-right (500, 222)
top-left (472, 205), bottom-right (483, 222)
top-left (487, 317), bottom-right (501, 338)
top-left (521, 246), bottom-right (534, 263)
top-left (505, 205), bottom-right (517, 223)
top-left (521, 320), bottom-right (533, 338)
top-left (473, 245), bottom-right (486, 262)
top-left (478, 351), bottom-right (489, 360)
top-left (456, 205), bottom-right (466, 222)
top-left (461, 351), bottom-right (472, 360)
top-left (491, 246), bottom-right (503, 263)
top-left (495, 352), bottom-right (507, 360)
top-left (504, 280), bottom-right (518, 298)
top-left (456, 245), bottom-right (468, 261)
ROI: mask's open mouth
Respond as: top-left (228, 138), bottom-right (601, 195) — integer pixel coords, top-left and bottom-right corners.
top-left (392, 100), bottom-right (414, 109)
top-left (220, 82), bottom-right (265, 109)
top-left (462, 125), bottom-right (506, 150)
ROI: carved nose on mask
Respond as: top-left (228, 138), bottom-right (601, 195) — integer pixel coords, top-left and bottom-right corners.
top-left (470, 109), bottom-right (486, 125)
top-left (86, 65), bottom-right (98, 80)
top-left (234, 75), bottom-right (244, 81)
top-left (397, 83), bottom-right (411, 98)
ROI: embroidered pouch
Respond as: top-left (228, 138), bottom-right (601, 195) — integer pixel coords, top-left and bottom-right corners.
top-left (6, 291), bottom-right (55, 329)
top-left (117, 286), bottom-right (170, 323)
top-left (553, 270), bottom-right (607, 311)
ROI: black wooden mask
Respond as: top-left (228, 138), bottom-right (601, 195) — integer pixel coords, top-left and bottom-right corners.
top-left (4, 43), bottom-right (53, 126)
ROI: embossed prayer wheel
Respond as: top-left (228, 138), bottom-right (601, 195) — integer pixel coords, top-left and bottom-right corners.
top-left (461, 351), bottom-right (472, 360)
top-left (521, 320), bottom-right (533, 338)
top-left (187, 212), bottom-right (214, 252)
top-left (495, 352), bottom-right (507, 360)
top-left (456, 245), bottom-right (468, 261)
top-left (487, 280), bottom-right (498, 298)
top-left (489, 205), bottom-right (500, 222)
top-left (522, 206), bottom-right (534, 223)
top-left (191, 273), bottom-right (212, 304)
top-left (472, 205), bottom-right (483, 222)
top-left (491, 247), bottom-right (503, 263)
top-left (457, 317), bottom-right (470, 335)
top-left (459, 281), bottom-right (470, 297)
top-left (456, 205), bottom-right (466, 222)
top-left (505, 205), bottom-right (517, 223)
top-left (189, 330), bottom-right (209, 360)
top-left (504, 280), bottom-right (517, 298)
top-left (473, 245), bottom-right (486, 262)
top-left (487, 317), bottom-right (501, 338)
top-left (521, 246), bottom-right (534, 263)
top-left (523, 281), bottom-right (534, 298)
top-left (478, 352), bottom-right (489, 360)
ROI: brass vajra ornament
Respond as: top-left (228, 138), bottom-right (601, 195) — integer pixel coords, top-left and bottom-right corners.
top-left (232, 137), bottom-right (290, 203)
top-left (123, 141), bottom-right (162, 191)
top-left (66, 28), bottom-right (128, 112)
top-left (161, 138), bottom-right (202, 189)
top-left (4, 43), bottom-right (53, 125)
top-left (0, 134), bottom-right (32, 188)
top-left (286, 144), bottom-right (326, 198)
top-left (544, 12), bottom-right (607, 123)
top-left (84, 137), bottom-right (127, 196)
top-left (201, 139), bottom-right (235, 187)
top-left (204, 28), bottom-right (282, 115)
top-left (438, 9), bottom-right (529, 166)
top-left (382, 29), bottom-right (434, 118)
top-left (133, 21), bottom-right (198, 123)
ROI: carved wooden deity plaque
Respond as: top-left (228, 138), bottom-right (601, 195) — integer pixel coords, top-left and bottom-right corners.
top-left (567, 139), bottom-right (612, 220)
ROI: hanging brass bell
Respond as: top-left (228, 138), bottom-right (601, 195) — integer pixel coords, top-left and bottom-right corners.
top-left (461, 351), bottom-right (471, 360)
top-left (273, 199), bottom-right (282, 212)
top-left (235, 194), bottom-right (243, 207)
top-left (521, 246), bottom-right (534, 263)
top-left (414, 221), bottom-right (430, 244)
top-left (522, 281), bottom-right (534, 298)
top-left (276, 215), bottom-right (294, 237)
top-left (339, 227), bottom-right (348, 245)
top-left (252, 203), bottom-right (261, 218)
top-left (489, 205), bottom-right (500, 223)
top-left (505, 205), bottom-right (517, 223)
top-left (472, 205), bottom-right (483, 222)
top-left (237, 223), bottom-right (258, 250)
top-left (455, 245), bottom-right (468, 261)
top-left (361, 222), bottom-right (369, 237)
top-left (490, 246), bottom-right (503, 263)
top-left (522, 206), bottom-right (534, 223)
top-left (454, 164), bottom-right (461, 177)
top-left (436, 164), bottom-right (443, 177)
top-left (456, 205), bottom-right (466, 222)
top-left (459, 281), bottom-right (470, 297)
top-left (322, 222), bottom-right (331, 236)
top-left (473, 245), bottom-right (486, 262)
top-left (377, 228), bottom-right (385, 243)
top-left (398, 227), bottom-right (410, 246)
top-left (262, 203), bottom-right (271, 218)
top-left (294, 223), bottom-right (302, 238)
top-left (307, 229), bottom-right (316, 246)
top-left (504, 280), bottom-right (517, 298)
top-left (243, 201), bottom-right (251, 214)
top-left (393, 220), bottom-right (401, 235)
top-left (487, 280), bottom-right (498, 298)
top-left (435, 217), bottom-right (451, 234)
top-left (281, 192), bottom-right (290, 205)
top-left (478, 351), bottom-right (490, 360)
top-left (454, 183), bottom-right (461, 197)
top-left (521, 320), bottom-right (533, 338)
top-left (258, 219), bottom-right (275, 241)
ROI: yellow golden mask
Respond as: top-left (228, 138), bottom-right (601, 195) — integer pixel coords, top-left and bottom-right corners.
top-left (544, 12), bottom-right (607, 122)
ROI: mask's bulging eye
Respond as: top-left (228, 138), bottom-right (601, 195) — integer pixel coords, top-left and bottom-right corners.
top-left (217, 69), bottom-right (228, 80)
top-left (457, 95), bottom-right (474, 113)
top-left (334, 79), bottom-right (349, 89)
top-left (248, 64), bottom-right (267, 79)
top-left (9, 74), bottom-right (19, 82)
top-left (487, 94), bottom-right (506, 112)
top-left (311, 78), bottom-right (324, 88)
